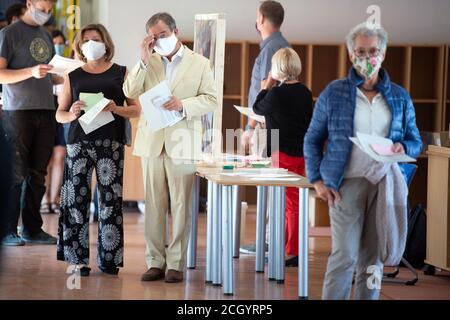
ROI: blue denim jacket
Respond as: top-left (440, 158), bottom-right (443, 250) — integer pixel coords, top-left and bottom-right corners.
top-left (304, 68), bottom-right (423, 191)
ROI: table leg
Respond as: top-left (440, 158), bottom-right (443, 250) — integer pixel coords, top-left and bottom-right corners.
top-left (205, 180), bottom-right (213, 283)
top-left (275, 186), bottom-right (286, 284)
top-left (232, 185), bottom-right (241, 259)
top-left (256, 186), bottom-right (267, 273)
top-left (213, 183), bottom-right (222, 286)
top-left (268, 186), bottom-right (276, 281)
top-left (222, 185), bottom-right (234, 295)
top-left (187, 175), bottom-right (200, 269)
top-left (299, 187), bottom-right (309, 299)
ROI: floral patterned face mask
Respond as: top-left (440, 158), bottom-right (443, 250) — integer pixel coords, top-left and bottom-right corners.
top-left (352, 55), bottom-right (383, 80)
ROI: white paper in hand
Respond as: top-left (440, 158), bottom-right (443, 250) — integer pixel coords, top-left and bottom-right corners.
top-left (139, 81), bottom-right (183, 132)
top-left (78, 98), bottom-right (114, 135)
top-left (48, 55), bottom-right (85, 75)
top-left (234, 105), bottom-right (265, 123)
top-left (350, 132), bottom-right (416, 163)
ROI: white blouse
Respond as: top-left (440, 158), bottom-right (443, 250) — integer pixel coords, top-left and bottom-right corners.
top-left (344, 87), bottom-right (392, 178)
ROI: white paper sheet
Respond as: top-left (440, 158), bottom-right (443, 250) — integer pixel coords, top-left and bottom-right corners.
top-left (350, 132), bottom-right (416, 163)
top-left (234, 105), bottom-right (266, 123)
top-left (139, 81), bottom-right (183, 132)
top-left (249, 177), bottom-right (301, 182)
top-left (237, 168), bottom-right (288, 174)
top-left (48, 55), bottom-right (85, 75)
top-left (78, 97), bottom-right (114, 135)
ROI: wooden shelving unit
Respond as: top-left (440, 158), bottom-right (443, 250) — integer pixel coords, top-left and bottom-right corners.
top-left (443, 45), bottom-right (450, 129)
top-left (123, 40), bottom-right (448, 207)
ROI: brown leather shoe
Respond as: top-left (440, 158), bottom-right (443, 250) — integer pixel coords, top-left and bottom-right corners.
top-left (141, 268), bottom-right (165, 281)
top-left (165, 269), bottom-right (183, 283)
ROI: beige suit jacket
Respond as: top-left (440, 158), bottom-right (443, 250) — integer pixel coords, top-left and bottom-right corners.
top-left (123, 46), bottom-right (217, 160)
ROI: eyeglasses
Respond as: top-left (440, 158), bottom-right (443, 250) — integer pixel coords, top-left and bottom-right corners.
top-left (353, 47), bottom-right (381, 58)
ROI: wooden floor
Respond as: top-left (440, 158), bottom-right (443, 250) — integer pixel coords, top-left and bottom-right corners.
top-left (0, 208), bottom-right (449, 300)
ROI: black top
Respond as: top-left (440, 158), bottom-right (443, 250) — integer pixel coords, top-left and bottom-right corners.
top-left (68, 63), bottom-right (127, 144)
top-left (253, 82), bottom-right (313, 157)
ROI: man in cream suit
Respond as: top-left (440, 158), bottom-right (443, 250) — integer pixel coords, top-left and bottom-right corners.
top-left (123, 12), bottom-right (217, 283)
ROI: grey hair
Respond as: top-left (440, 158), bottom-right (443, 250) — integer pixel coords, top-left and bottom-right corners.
top-left (346, 22), bottom-right (388, 53)
top-left (146, 12), bottom-right (177, 32)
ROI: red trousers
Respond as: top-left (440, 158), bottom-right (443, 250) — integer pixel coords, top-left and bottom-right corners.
top-left (272, 151), bottom-right (305, 256)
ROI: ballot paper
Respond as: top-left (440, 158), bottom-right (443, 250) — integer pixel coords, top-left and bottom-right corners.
top-left (350, 132), bottom-right (416, 163)
top-left (78, 92), bottom-right (114, 135)
top-left (371, 144), bottom-right (397, 156)
top-left (139, 81), bottom-right (183, 132)
top-left (234, 105), bottom-right (266, 123)
top-left (80, 93), bottom-right (104, 113)
top-left (48, 55), bottom-right (85, 75)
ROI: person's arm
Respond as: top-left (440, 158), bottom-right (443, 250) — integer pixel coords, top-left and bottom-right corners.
top-left (122, 36), bottom-right (155, 99)
top-left (253, 88), bottom-right (280, 116)
top-left (104, 70), bottom-right (141, 118)
top-left (52, 74), bottom-right (64, 85)
top-left (303, 87), bottom-right (341, 205)
top-left (104, 98), bottom-right (141, 119)
top-left (247, 118), bottom-right (258, 130)
top-left (122, 61), bottom-right (147, 100)
top-left (398, 95), bottom-right (423, 158)
top-left (303, 87), bottom-right (330, 185)
top-left (0, 56), bottom-right (53, 84)
top-left (55, 75), bottom-right (84, 124)
top-left (253, 72), bottom-right (278, 116)
top-left (114, 98), bottom-right (141, 118)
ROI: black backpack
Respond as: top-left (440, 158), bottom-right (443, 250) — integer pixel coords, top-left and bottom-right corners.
top-left (402, 204), bottom-right (427, 268)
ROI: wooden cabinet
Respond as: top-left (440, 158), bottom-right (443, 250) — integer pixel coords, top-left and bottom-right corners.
top-left (123, 117), bottom-right (145, 201)
top-left (425, 145), bottom-right (450, 272)
top-left (406, 46), bottom-right (446, 208)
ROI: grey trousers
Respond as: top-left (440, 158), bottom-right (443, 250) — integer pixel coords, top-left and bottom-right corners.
top-left (322, 178), bottom-right (384, 300)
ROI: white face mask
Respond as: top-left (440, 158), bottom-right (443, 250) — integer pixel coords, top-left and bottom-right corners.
top-left (154, 33), bottom-right (178, 56)
top-left (30, 5), bottom-right (51, 26)
top-left (81, 40), bottom-right (106, 61)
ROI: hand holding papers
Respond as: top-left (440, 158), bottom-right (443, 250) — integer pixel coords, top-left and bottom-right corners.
top-left (371, 144), bottom-right (397, 156)
top-left (78, 92), bottom-right (114, 135)
top-left (350, 132), bottom-right (416, 163)
top-left (234, 105), bottom-right (265, 123)
top-left (139, 81), bottom-right (183, 132)
top-left (48, 55), bottom-right (85, 75)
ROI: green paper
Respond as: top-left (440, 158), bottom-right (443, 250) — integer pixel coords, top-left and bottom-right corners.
top-left (80, 92), bottom-right (104, 112)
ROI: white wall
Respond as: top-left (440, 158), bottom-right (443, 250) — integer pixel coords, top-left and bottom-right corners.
top-left (93, 0), bottom-right (450, 68)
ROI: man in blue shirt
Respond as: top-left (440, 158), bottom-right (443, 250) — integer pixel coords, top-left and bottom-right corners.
top-left (241, 0), bottom-right (290, 153)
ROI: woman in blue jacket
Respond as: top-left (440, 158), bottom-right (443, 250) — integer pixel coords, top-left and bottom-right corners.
top-left (304, 22), bottom-right (422, 300)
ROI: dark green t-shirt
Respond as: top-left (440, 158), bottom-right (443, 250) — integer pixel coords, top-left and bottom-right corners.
top-left (0, 20), bottom-right (55, 111)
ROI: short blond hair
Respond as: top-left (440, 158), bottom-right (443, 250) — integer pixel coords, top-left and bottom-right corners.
top-left (271, 48), bottom-right (302, 82)
top-left (73, 24), bottom-right (115, 62)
